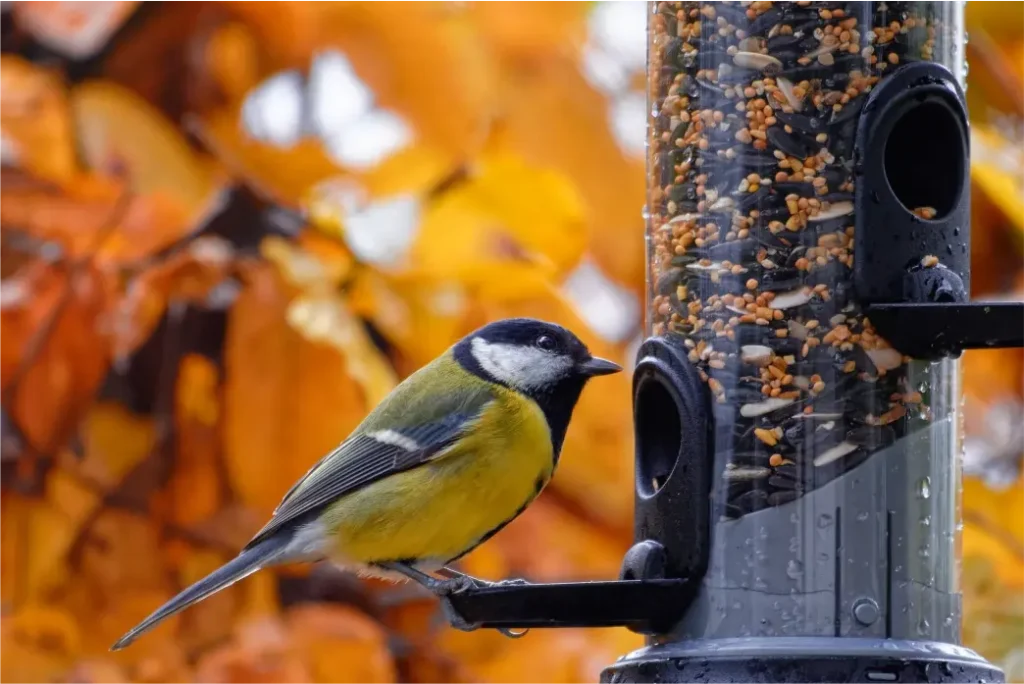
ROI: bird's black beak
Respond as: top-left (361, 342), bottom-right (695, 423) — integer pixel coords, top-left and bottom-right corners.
top-left (578, 356), bottom-right (622, 377)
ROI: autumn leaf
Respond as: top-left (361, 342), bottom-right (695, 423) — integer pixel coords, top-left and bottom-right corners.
top-left (222, 262), bottom-right (374, 514)
top-left (286, 604), bottom-right (397, 683)
top-left (346, 270), bottom-right (472, 373)
top-left (503, 57), bottom-right (647, 292)
top-left (0, 56), bottom-right (77, 183)
top-left (1, 262), bottom-right (115, 455)
top-left (71, 80), bottom-right (225, 228)
top-left (164, 354), bottom-right (223, 529)
top-left (467, 2), bottom-right (590, 62)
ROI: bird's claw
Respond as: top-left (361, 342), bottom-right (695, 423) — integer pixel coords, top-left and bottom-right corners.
top-left (432, 575), bottom-right (477, 596)
top-left (435, 575), bottom-right (531, 638)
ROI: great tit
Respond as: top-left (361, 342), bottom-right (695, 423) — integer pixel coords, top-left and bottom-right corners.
top-left (111, 317), bottom-right (621, 650)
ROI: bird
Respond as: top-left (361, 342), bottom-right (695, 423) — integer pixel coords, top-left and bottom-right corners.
top-left (111, 317), bottom-right (621, 650)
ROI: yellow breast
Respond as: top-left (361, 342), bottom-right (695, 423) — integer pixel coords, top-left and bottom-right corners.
top-left (322, 387), bottom-right (555, 565)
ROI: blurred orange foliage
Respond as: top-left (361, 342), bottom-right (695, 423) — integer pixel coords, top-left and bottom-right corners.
top-left (0, 2), bottom-right (1020, 682)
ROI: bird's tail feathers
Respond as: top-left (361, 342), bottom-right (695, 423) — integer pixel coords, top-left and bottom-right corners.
top-left (110, 533), bottom-right (291, 651)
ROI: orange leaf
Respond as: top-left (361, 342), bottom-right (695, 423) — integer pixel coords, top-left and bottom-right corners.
top-left (323, 3), bottom-right (494, 158)
top-left (195, 616), bottom-right (311, 683)
top-left (286, 604), bottom-right (397, 683)
top-left (65, 511), bottom-right (178, 655)
top-left (113, 236), bottom-right (235, 359)
top-left (0, 55), bottom-right (77, 182)
top-left (1, 605), bottom-right (81, 683)
top-left (76, 402), bottom-right (157, 493)
top-left (15, 467), bottom-right (104, 600)
top-left (71, 79), bottom-right (224, 226)
top-left (223, 263), bottom-right (371, 514)
top-left (196, 105), bottom-right (340, 207)
top-left (0, 170), bottom-right (200, 266)
top-left (2, 262), bottom-right (115, 455)
top-left (468, 2), bottom-right (590, 61)
top-left (165, 354), bottom-right (223, 529)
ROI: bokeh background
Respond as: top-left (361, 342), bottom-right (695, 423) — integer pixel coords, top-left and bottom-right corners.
top-left (0, 2), bottom-right (1021, 682)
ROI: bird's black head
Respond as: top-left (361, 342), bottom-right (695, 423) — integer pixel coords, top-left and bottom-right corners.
top-left (454, 318), bottom-right (621, 393)
top-left (454, 318), bottom-right (621, 457)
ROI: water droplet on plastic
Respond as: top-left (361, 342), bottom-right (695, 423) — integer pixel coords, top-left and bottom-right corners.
top-left (857, 511), bottom-right (870, 522)
top-left (921, 515), bottom-right (931, 527)
top-left (817, 552), bottom-right (829, 563)
top-left (918, 546), bottom-right (931, 559)
top-left (917, 618), bottom-right (930, 635)
top-left (894, 565), bottom-right (903, 572)
top-left (732, 602), bottom-right (741, 610)
top-left (943, 615), bottom-right (954, 627)
top-left (917, 476), bottom-right (931, 499)
top-left (817, 513), bottom-right (834, 528)
top-left (786, 560), bottom-right (804, 580)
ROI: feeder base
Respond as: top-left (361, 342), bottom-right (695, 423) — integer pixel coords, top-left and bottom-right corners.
top-left (600, 637), bottom-right (1004, 683)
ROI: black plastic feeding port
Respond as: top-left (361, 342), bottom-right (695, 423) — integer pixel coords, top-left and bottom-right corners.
top-left (853, 61), bottom-right (1024, 357)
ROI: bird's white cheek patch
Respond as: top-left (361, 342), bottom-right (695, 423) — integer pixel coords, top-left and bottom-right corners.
top-left (470, 337), bottom-right (572, 389)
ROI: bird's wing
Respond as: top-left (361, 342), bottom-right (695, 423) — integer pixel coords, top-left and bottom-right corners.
top-left (243, 371), bottom-right (496, 550)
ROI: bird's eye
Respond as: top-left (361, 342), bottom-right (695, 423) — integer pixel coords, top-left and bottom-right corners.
top-left (536, 335), bottom-right (556, 351)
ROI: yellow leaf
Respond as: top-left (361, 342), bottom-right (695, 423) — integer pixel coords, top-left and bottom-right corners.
top-left (409, 143), bottom-right (588, 297)
top-left (504, 57), bottom-right (647, 291)
top-left (78, 403), bottom-right (157, 492)
top-left (0, 55), bottom-right (77, 182)
top-left (196, 104), bottom-right (340, 207)
top-left (347, 270), bottom-right (471, 372)
top-left (468, 2), bottom-right (590, 60)
top-left (261, 233), bottom-right (354, 293)
top-left (972, 124), bottom-right (1024, 235)
top-left (286, 291), bottom-right (398, 408)
top-left (166, 354), bottom-right (223, 528)
top-left (19, 468), bottom-right (103, 599)
top-left (963, 474), bottom-right (1024, 588)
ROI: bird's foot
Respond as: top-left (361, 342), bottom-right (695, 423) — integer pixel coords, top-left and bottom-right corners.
top-left (435, 569), bottom-right (531, 638)
top-left (438, 567), bottom-right (532, 590)
top-left (376, 562), bottom-right (530, 638)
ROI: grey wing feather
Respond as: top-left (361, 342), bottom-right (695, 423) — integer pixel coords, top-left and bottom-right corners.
top-left (242, 412), bottom-right (478, 550)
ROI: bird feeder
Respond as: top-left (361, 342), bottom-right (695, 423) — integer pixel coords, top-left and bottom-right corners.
top-left (443, 3), bottom-right (1023, 682)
